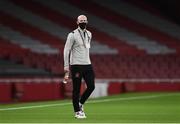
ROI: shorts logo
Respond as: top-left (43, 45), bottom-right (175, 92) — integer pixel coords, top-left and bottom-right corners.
top-left (75, 72), bottom-right (80, 78)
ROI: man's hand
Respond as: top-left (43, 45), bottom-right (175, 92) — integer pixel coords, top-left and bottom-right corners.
top-left (63, 67), bottom-right (70, 83)
top-left (64, 66), bottom-right (70, 72)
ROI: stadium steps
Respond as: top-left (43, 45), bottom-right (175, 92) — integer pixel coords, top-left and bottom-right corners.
top-left (124, 0), bottom-right (178, 26)
top-left (62, 1), bottom-right (172, 54)
top-left (94, 0), bottom-right (180, 42)
top-left (0, 22), bottom-right (58, 54)
top-left (68, 0), bottom-right (180, 54)
top-left (66, 0), bottom-right (177, 54)
top-left (10, 0), bottom-right (135, 55)
top-left (6, 0), bottom-right (118, 55)
top-left (0, 12), bottom-right (60, 54)
top-left (0, 37), bottom-right (30, 61)
top-left (0, 37), bottom-right (63, 75)
top-left (94, 0), bottom-right (180, 40)
top-left (0, 2), bottom-right (65, 51)
top-left (1, 0), bottom-right (180, 78)
top-left (31, 0), bottom-right (146, 55)
top-left (91, 55), bottom-right (180, 79)
top-left (0, 59), bottom-right (52, 76)
top-left (0, 0), bottom-right (69, 40)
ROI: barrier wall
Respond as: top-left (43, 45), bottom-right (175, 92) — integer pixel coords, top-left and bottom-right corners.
top-left (124, 82), bottom-right (180, 92)
top-left (91, 82), bottom-right (180, 98)
top-left (0, 81), bottom-right (180, 103)
top-left (0, 83), bottom-right (12, 103)
top-left (16, 82), bottom-right (64, 102)
top-left (108, 82), bottom-right (125, 95)
top-left (0, 82), bottom-right (64, 103)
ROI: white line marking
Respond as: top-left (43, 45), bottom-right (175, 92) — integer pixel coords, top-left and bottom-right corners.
top-left (0, 103), bottom-right (71, 111)
top-left (0, 94), bottom-right (177, 111)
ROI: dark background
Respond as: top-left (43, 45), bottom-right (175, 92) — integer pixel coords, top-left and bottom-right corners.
top-left (144, 0), bottom-right (180, 25)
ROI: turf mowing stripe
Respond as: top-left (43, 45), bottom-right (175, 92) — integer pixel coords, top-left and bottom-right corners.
top-left (88, 93), bottom-right (175, 104)
top-left (3, 112), bottom-right (172, 115)
top-left (0, 93), bottom-right (177, 111)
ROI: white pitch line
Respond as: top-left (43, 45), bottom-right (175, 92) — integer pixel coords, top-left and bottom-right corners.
top-left (0, 93), bottom-right (177, 111)
top-left (0, 102), bottom-right (71, 111)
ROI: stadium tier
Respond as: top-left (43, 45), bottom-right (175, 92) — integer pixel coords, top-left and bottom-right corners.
top-left (92, 54), bottom-right (180, 79)
top-left (1, 0), bottom-right (180, 103)
top-left (0, 0), bottom-right (180, 78)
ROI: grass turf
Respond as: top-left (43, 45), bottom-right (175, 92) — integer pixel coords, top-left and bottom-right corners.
top-left (0, 92), bottom-right (180, 123)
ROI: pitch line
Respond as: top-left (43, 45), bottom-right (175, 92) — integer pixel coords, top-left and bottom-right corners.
top-left (0, 93), bottom-right (176, 111)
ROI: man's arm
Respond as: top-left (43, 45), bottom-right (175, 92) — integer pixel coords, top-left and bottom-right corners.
top-left (63, 32), bottom-right (74, 83)
top-left (64, 32), bottom-right (74, 72)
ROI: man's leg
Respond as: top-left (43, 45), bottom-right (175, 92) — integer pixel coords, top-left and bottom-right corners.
top-left (80, 65), bottom-right (95, 104)
top-left (71, 65), bottom-right (82, 112)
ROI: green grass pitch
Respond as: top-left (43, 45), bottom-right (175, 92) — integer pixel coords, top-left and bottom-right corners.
top-left (0, 92), bottom-right (180, 123)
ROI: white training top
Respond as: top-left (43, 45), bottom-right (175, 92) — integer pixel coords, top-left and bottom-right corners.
top-left (64, 27), bottom-right (92, 68)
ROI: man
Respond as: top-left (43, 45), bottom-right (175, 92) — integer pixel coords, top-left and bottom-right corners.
top-left (63, 15), bottom-right (95, 119)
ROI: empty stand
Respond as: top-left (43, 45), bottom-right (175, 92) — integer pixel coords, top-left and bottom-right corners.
top-left (66, 0), bottom-right (180, 54)
top-left (3, 0), bottom-right (119, 55)
top-left (93, 0), bottom-right (180, 54)
top-left (92, 55), bottom-right (180, 79)
top-left (0, 23), bottom-right (58, 54)
top-left (0, 0), bottom-right (180, 79)
top-left (0, 59), bottom-right (51, 76)
top-left (65, 0), bottom-right (176, 54)
top-left (0, 37), bottom-right (63, 75)
top-left (94, 0), bottom-right (180, 40)
top-left (32, 0), bottom-right (146, 55)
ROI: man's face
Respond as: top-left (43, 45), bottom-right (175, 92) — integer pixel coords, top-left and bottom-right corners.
top-left (77, 15), bottom-right (88, 29)
top-left (77, 15), bottom-right (88, 24)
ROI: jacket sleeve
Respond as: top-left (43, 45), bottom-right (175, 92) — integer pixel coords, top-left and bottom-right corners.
top-left (64, 32), bottom-right (74, 68)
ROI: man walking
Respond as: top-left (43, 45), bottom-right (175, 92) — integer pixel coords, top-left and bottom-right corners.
top-left (63, 15), bottom-right (95, 119)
